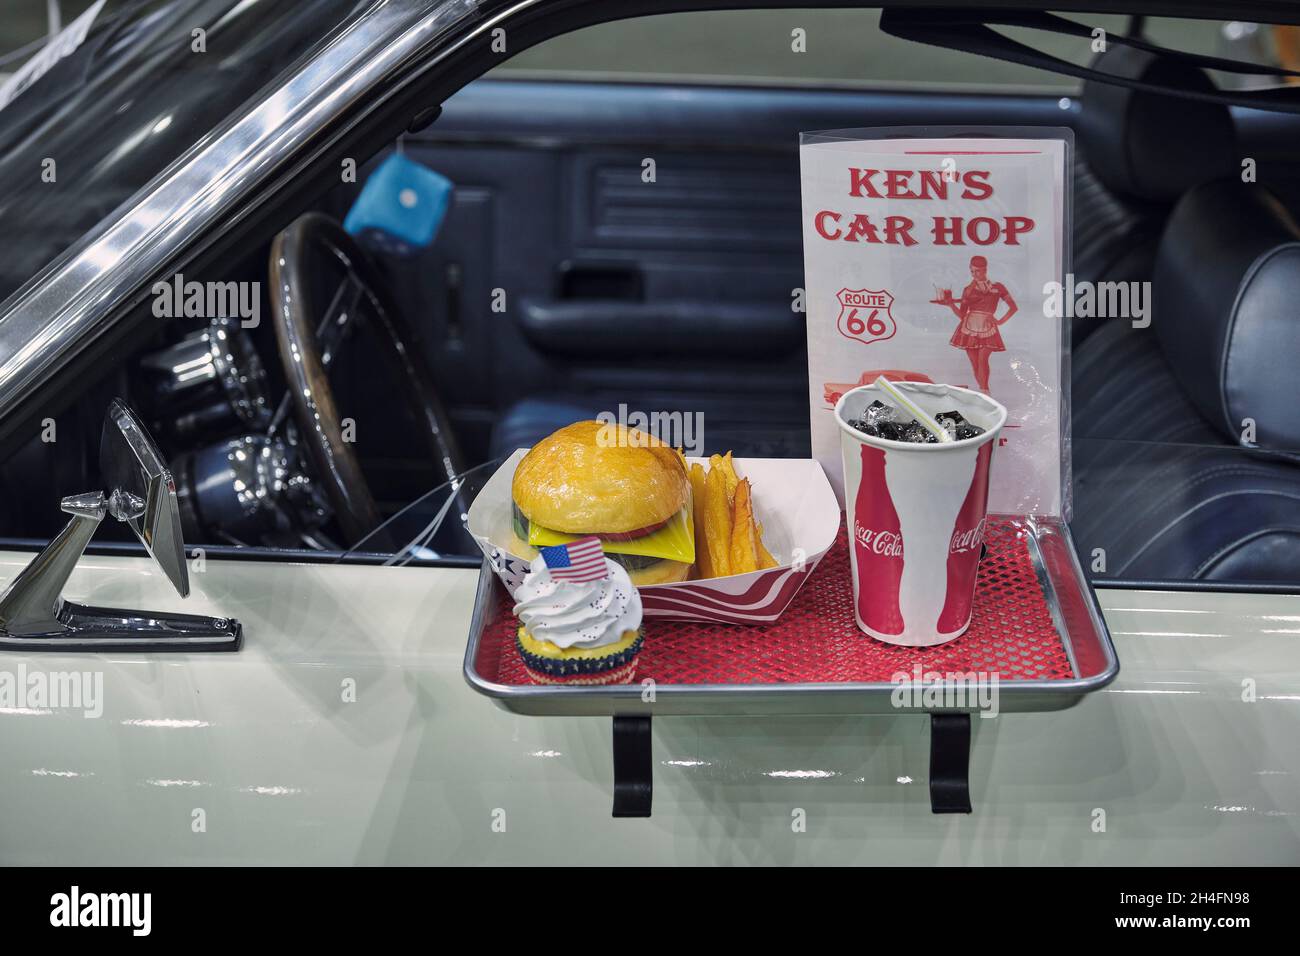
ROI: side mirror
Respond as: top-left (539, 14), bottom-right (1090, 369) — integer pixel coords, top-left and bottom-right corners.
top-left (99, 398), bottom-right (190, 596)
top-left (0, 400), bottom-right (241, 652)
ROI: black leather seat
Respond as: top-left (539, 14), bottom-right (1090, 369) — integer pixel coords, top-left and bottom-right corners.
top-left (1071, 181), bottom-right (1300, 583)
top-left (1071, 45), bottom-right (1236, 347)
top-left (1068, 48), bottom-right (1300, 583)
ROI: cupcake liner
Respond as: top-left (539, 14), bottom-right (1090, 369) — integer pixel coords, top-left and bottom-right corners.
top-left (523, 657), bottom-right (639, 686)
top-left (516, 628), bottom-right (643, 684)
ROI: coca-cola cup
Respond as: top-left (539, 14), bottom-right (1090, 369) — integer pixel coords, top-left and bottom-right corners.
top-left (834, 381), bottom-right (1008, 647)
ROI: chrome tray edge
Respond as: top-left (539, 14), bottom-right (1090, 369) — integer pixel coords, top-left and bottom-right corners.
top-left (462, 516), bottom-right (1120, 717)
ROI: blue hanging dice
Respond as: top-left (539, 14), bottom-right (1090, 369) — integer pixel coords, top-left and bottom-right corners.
top-left (343, 153), bottom-right (453, 256)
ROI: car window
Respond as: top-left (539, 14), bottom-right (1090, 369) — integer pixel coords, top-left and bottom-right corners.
top-left (1, 2), bottom-right (1295, 593)
top-left (0, 1), bottom-right (118, 72)
top-left (491, 10), bottom-right (1279, 93)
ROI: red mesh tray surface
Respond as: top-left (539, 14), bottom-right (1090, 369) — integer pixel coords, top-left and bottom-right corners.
top-left (465, 516), bottom-right (1119, 716)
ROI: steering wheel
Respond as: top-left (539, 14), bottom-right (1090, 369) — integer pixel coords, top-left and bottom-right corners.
top-left (269, 213), bottom-right (462, 545)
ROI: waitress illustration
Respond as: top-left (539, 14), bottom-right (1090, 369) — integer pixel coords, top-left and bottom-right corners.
top-left (936, 255), bottom-right (1017, 393)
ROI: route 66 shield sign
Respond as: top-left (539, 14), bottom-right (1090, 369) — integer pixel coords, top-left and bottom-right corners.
top-left (836, 288), bottom-right (896, 345)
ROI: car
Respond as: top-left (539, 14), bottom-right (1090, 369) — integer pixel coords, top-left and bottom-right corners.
top-left (0, 0), bottom-right (1296, 866)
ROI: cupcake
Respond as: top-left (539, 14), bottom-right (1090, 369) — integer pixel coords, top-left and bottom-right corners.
top-left (513, 537), bottom-right (644, 685)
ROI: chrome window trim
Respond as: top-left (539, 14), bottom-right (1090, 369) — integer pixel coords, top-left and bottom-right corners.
top-left (0, 0), bottom-right (544, 416)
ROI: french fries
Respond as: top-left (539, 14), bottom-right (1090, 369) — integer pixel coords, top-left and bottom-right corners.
top-left (689, 453), bottom-right (778, 579)
top-left (688, 462), bottom-right (712, 579)
top-left (709, 452), bottom-right (739, 503)
top-left (703, 466), bottom-right (733, 577)
top-left (729, 479), bottom-right (759, 574)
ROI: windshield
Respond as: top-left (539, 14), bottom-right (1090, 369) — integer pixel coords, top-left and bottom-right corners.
top-left (0, 0), bottom-right (362, 305)
top-left (337, 458), bottom-right (503, 565)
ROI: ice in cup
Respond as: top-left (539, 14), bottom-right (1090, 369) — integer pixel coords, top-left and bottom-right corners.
top-left (834, 381), bottom-right (1008, 647)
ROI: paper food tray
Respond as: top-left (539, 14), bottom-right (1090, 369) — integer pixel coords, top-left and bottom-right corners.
top-left (466, 451), bottom-right (840, 624)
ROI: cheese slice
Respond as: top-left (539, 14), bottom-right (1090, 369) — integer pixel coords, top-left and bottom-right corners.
top-left (528, 504), bottom-right (695, 565)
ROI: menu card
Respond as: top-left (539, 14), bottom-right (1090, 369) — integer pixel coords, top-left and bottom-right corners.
top-left (800, 132), bottom-right (1068, 517)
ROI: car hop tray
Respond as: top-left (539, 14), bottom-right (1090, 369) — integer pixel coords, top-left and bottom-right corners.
top-left (464, 515), bottom-right (1118, 816)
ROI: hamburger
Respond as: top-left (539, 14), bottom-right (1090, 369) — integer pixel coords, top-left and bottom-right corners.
top-left (511, 420), bottom-right (694, 585)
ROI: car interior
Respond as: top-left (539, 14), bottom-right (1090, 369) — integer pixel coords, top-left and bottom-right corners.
top-left (1, 6), bottom-right (1299, 588)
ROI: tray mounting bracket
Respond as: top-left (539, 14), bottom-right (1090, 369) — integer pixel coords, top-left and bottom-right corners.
top-left (928, 713), bottom-right (973, 814)
top-left (611, 715), bottom-right (652, 817)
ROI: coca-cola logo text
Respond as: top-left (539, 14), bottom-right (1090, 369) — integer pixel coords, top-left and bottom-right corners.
top-left (949, 517), bottom-right (987, 555)
top-left (854, 521), bottom-right (903, 557)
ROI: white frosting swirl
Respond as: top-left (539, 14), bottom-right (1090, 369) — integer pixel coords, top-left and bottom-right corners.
top-left (512, 555), bottom-right (643, 650)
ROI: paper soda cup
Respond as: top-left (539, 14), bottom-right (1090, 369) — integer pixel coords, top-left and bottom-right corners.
top-left (834, 382), bottom-right (1008, 647)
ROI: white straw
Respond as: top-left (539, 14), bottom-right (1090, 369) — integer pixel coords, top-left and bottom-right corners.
top-left (872, 376), bottom-right (953, 443)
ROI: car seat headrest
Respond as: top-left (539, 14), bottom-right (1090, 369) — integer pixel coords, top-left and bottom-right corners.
top-left (1154, 180), bottom-right (1300, 450)
top-left (1079, 44), bottom-right (1236, 201)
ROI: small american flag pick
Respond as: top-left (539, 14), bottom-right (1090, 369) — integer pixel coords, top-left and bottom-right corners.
top-left (538, 536), bottom-right (608, 583)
